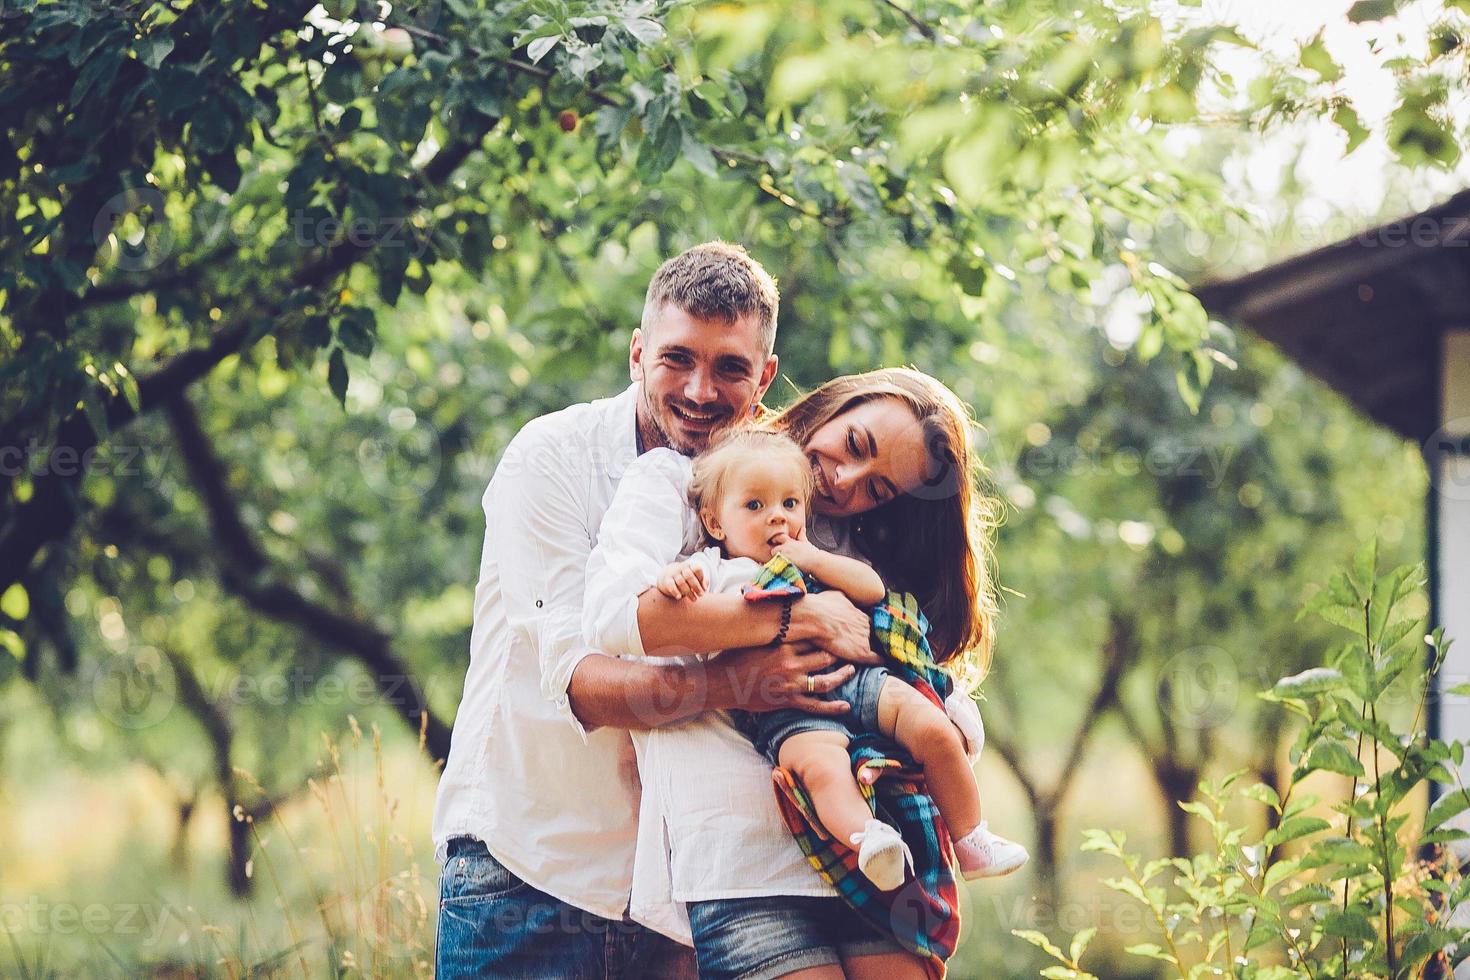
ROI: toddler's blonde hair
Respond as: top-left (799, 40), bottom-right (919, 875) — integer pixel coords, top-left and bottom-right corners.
top-left (688, 429), bottom-right (813, 543)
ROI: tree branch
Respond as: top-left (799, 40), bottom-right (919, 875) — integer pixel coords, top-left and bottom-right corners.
top-left (877, 0), bottom-right (937, 40)
top-left (982, 725), bottom-right (1042, 811)
top-left (1051, 613), bottom-right (1132, 794)
top-left (985, 613), bottom-right (1134, 813)
top-left (159, 393), bottom-right (452, 760)
top-left (162, 396), bottom-right (267, 576)
top-left (0, 134), bottom-right (486, 593)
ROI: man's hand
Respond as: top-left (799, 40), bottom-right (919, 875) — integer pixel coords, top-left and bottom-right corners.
top-left (788, 591), bottom-right (882, 666)
top-left (707, 641), bottom-right (856, 715)
top-left (656, 559), bottom-right (709, 600)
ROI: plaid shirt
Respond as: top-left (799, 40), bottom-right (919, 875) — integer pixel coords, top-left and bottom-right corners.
top-left (742, 556), bottom-right (960, 977)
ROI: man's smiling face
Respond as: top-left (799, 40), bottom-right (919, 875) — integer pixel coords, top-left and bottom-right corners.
top-left (630, 303), bottom-right (778, 456)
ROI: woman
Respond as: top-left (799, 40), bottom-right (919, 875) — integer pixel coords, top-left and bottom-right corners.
top-left (584, 368), bottom-right (1001, 980)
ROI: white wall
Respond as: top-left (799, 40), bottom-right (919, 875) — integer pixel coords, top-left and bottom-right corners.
top-left (1438, 330), bottom-right (1470, 751)
top-left (1435, 331), bottom-right (1470, 980)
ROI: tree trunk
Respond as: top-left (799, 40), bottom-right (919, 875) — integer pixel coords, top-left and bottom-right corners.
top-left (227, 795), bottom-right (251, 897)
top-left (1032, 803), bottom-right (1063, 919)
top-left (1156, 762), bottom-right (1201, 859)
top-left (171, 796), bottom-right (196, 875)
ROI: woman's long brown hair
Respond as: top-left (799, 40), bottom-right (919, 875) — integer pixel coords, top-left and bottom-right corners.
top-left (770, 368), bottom-right (1001, 681)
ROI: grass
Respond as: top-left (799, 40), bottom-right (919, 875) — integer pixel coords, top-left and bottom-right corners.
top-left (2, 715), bottom-right (438, 979)
top-left (2, 716), bottom-right (1198, 979)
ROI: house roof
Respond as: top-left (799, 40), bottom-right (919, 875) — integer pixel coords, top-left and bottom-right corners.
top-left (1193, 188), bottom-right (1470, 443)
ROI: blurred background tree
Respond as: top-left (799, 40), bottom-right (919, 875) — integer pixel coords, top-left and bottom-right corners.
top-left (0, 0), bottom-right (1466, 975)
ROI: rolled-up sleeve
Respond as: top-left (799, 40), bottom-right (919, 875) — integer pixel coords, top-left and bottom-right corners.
top-left (485, 423), bottom-right (600, 741)
top-left (583, 448), bottom-right (696, 658)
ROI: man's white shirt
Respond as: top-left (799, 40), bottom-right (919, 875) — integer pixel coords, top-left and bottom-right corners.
top-left (432, 383), bottom-right (657, 921)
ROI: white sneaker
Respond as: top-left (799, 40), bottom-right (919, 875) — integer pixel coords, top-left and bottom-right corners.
top-left (953, 821), bottom-right (1029, 880)
top-left (850, 818), bottom-right (912, 891)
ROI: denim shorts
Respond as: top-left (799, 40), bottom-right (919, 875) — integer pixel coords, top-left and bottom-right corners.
top-left (687, 894), bottom-right (905, 980)
top-left (734, 664), bottom-right (889, 764)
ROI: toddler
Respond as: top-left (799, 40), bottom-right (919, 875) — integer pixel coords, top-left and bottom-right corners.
top-left (659, 429), bottom-right (1028, 890)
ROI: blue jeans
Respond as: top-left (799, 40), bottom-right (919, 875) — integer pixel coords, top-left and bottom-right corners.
top-left (436, 836), bottom-right (695, 979)
top-left (687, 894), bottom-right (905, 980)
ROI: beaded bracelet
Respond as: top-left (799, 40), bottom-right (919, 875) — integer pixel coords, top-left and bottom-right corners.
top-left (771, 595), bottom-right (794, 646)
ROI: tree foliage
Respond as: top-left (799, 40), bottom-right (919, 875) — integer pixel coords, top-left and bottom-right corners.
top-left (0, 0), bottom-right (1273, 590)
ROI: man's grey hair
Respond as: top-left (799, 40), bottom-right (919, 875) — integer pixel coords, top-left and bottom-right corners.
top-left (639, 241), bottom-right (780, 357)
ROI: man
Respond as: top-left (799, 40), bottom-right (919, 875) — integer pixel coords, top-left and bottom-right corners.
top-left (433, 242), bottom-right (874, 978)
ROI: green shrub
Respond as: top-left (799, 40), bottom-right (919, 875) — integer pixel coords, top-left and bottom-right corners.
top-left (1018, 541), bottom-right (1464, 979)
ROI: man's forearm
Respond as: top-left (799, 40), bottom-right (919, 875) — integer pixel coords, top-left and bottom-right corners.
top-left (567, 652), bottom-right (724, 732)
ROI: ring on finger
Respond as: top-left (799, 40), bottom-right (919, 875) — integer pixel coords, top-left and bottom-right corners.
top-left (806, 673), bottom-right (815, 694)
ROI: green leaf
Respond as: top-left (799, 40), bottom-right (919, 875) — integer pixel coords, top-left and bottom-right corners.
top-left (1298, 836), bottom-right (1375, 868)
top-left (1263, 815), bottom-right (1331, 847)
top-left (113, 361), bottom-right (140, 413)
top-left (1068, 927), bottom-right (1096, 963)
top-left (1244, 782), bottom-right (1281, 812)
top-left (1347, 0), bottom-right (1403, 22)
top-left (1280, 883), bottom-right (1334, 908)
top-left (137, 34), bottom-right (175, 70)
top-left (622, 18), bottom-right (665, 45)
top-left (1301, 739), bottom-right (1364, 778)
top-left (1351, 538), bottom-right (1378, 595)
top-left (1333, 103), bottom-right (1370, 153)
top-left (526, 35), bottom-right (560, 64)
top-left (1299, 33), bottom-right (1343, 82)
top-left (1425, 788), bottom-right (1470, 831)
top-left (681, 131), bottom-right (719, 178)
top-left (1323, 907), bottom-right (1376, 941)
top-left (1389, 97), bottom-right (1461, 168)
top-left (1263, 856), bottom-right (1299, 891)
top-left (327, 347), bottom-right (348, 407)
top-left (336, 307), bottom-right (376, 357)
top-left (1374, 644), bottom-right (1417, 695)
top-left (948, 253), bottom-right (988, 297)
top-left (1079, 828), bottom-right (1127, 856)
top-left (1124, 943), bottom-right (1177, 963)
top-left (1270, 667), bottom-right (1344, 698)
top-left (1337, 643), bottom-right (1374, 700)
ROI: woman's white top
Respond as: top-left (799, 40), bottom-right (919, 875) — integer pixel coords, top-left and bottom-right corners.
top-left (581, 447), bottom-right (983, 945)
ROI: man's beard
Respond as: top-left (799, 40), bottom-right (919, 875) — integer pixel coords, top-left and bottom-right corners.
top-left (637, 381), bottom-right (730, 456)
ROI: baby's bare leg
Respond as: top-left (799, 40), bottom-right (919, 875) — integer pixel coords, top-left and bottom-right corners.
top-left (876, 678), bottom-right (982, 839)
top-left (777, 729), bottom-right (872, 844)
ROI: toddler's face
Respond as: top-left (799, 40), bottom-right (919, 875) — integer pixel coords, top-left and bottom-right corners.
top-left (704, 457), bottom-right (809, 562)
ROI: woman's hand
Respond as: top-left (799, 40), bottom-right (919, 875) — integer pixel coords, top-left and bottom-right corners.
top-left (656, 559), bottom-right (709, 600)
